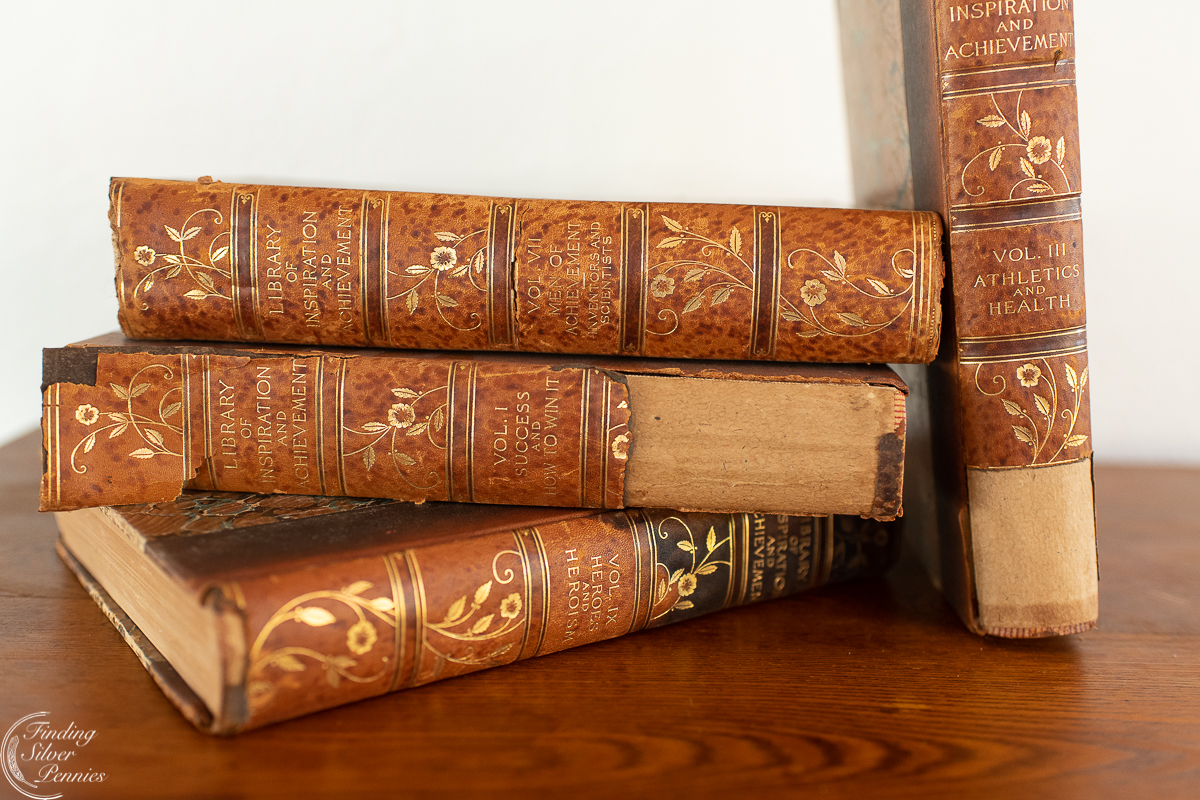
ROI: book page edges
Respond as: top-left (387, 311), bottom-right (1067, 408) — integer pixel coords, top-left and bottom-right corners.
top-left (967, 459), bottom-right (1098, 637)
top-left (622, 375), bottom-right (905, 519)
top-left (55, 538), bottom-right (228, 734)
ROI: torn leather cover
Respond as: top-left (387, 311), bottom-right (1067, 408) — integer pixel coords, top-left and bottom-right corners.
top-left (41, 344), bottom-right (629, 511)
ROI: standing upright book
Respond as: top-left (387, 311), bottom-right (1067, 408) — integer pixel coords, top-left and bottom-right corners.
top-left (55, 494), bottom-right (900, 733)
top-left (838, 0), bottom-right (1097, 636)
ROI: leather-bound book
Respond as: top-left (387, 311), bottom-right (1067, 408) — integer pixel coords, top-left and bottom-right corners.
top-left (55, 494), bottom-right (900, 733)
top-left (41, 334), bottom-right (908, 518)
top-left (110, 177), bottom-right (943, 365)
top-left (838, 0), bottom-right (1096, 636)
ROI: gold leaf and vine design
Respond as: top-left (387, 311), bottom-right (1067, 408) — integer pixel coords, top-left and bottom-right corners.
top-left (647, 214), bottom-right (917, 340)
top-left (977, 358), bottom-right (1089, 465)
top-left (247, 579), bottom-right (398, 708)
top-left (70, 365), bottom-right (183, 474)
top-left (131, 208), bottom-right (231, 309)
top-left (388, 226), bottom-right (487, 331)
top-left (962, 91), bottom-right (1071, 200)
top-left (342, 384), bottom-right (448, 491)
top-left (419, 548), bottom-right (526, 682)
top-left (650, 517), bottom-right (731, 621)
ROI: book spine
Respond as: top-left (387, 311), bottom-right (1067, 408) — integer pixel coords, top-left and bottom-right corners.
top-left (216, 509), bottom-right (897, 732)
top-left (899, 0), bottom-right (1097, 635)
top-left (40, 350), bottom-right (629, 512)
top-left (111, 177), bottom-right (943, 364)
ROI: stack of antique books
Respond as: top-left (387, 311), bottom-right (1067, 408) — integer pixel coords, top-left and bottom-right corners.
top-left (39, 0), bottom-right (1096, 734)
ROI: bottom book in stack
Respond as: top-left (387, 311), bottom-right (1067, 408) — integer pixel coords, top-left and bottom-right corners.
top-left (55, 494), bottom-right (899, 734)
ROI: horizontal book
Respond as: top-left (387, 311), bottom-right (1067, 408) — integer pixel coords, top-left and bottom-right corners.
top-left (55, 492), bottom-right (901, 733)
top-left (111, 177), bottom-right (943, 364)
top-left (41, 335), bottom-right (908, 518)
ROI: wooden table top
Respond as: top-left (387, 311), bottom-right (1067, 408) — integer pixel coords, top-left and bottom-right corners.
top-left (1, 430), bottom-right (1197, 799)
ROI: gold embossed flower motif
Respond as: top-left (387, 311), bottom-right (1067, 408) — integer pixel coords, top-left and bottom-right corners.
top-left (346, 619), bottom-right (378, 655)
top-left (1026, 136), bottom-right (1052, 165)
top-left (430, 246), bottom-right (457, 271)
top-left (800, 279), bottom-right (827, 307)
top-left (387, 403), bottom-right (416, 429)
top-left (134, 245), bottom-right (156, 266)
top-left (650, 274), bottom-right (675, 299)
top-left (75, 404), bottom-right (99, 426)
top-left (611, 433), bottom-right (630, 460)
top-left (677, 573), bottom-right (698, 597)
top-left (1016, 363), bottom-right (1042, 387)
top-left (500, 592), bottom-right (523, 620)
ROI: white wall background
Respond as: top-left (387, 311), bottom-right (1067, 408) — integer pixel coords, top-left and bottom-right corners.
top-left (0, 1), bottom-right (1195, 464)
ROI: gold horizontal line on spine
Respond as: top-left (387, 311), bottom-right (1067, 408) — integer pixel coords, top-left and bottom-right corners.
top-left (951, 193), bottom-right (1081, 210)
top-left (951, 213), bottom-right (1081, 233)
top-left (942, 59), bottom-right (1074, 79)
top-left (959, 325), bottom-right (1087, 346)
top-left (943, 79), bottom-right (1075, 99)
top-left (967, 455), bottom-right (1090, 473)
top-left (960, 344), bottom-right (1087, 365)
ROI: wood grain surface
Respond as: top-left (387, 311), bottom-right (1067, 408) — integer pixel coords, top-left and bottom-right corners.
top-left (1, 432), bottom-right (1197, 799)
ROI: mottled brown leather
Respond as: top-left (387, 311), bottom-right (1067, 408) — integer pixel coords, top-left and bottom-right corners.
top-left (59, 499), bottom-right (899, 732)
top-left (899, 0), bottom-right (1095, 635)
top-left (42, 349), bottom-right (629, 512)
top-left (111, 177), bottom-right (943, 364)
top-left (912, 1), bottom-right (1089, 471)
top-left (41, 337), bottom-right (906, 515)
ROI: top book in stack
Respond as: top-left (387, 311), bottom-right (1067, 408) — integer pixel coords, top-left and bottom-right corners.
top-left (111, 177), bottom-right (942, 364)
